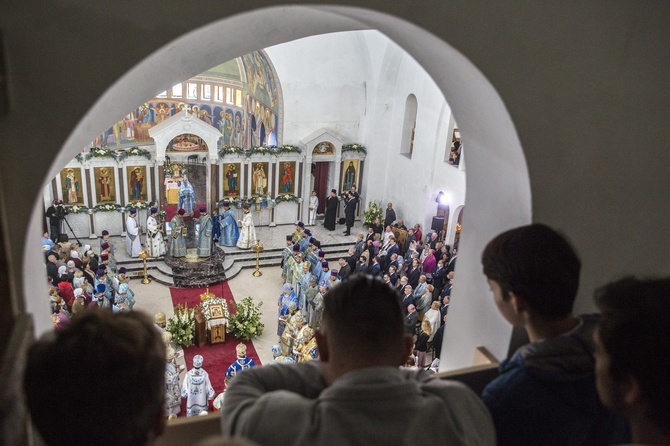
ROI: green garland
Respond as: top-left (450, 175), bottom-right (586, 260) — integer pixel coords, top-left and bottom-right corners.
top-left (124, 201), bottom-right (150, 212)
top-left (342, 143), bottom-right (367, 154)
top-left (76, 147), bottom-right (120, 163)
top-left (93, 203), bottom-right (123, 213)
top-left (228, 297), bottom-right (264, 340)
top-left (218, 144), bottom-right (302, 159)
top-left (65, 205), bottom-right (89, 214)
top-left (119, 147), bottom-right (152, 161)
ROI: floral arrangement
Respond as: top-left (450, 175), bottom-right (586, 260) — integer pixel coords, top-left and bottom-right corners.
top-left (228, 297), bottom-right (264, 340)
top-left (163, 162), bottom-right (187, 178)
top-left (275, 193), bottom-right (299, 203)
top-left (124, 201), bottom-right (150, 212)
top-left (93, 203), bottom-right (123, 213)
top-left (166, 304), bottom-right (199, 347)
top-left (202, 298), bottom-right (230, 321)
top-left (76, 147), bottom-right (120, 163)
top-left (218, 144), bottom-right (302, 159)
top-left (363, 201), bottom-right (384, 225)
top-left (119, 147), bottom-right (152, 161)
top-left (65, 205), bottom-right (89, 214)
top-left (342, 143), bottom-right (367, 154)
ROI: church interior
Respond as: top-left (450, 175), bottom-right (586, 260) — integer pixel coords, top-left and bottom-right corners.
top-left (1, 1), bottom-right (669, 444)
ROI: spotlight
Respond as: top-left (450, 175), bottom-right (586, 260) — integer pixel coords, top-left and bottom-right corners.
top-left (436, 191), bottom-right (450, 206)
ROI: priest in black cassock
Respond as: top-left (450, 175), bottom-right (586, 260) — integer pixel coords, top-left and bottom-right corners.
top-left (323, 189), bottom-right (338, 231)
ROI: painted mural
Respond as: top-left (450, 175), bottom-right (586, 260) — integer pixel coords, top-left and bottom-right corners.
top-left (280, 161), bottom-right (296, 195)
top-left (60, 168), bottom-right (84, 205)
top-left (94, 167), bottom-right (116, 203)
top-left (166, 133), bottom-right (208, 153)
top-left (251, 162), bottom-right (269, 196)
top-left (342, 160), bottom-right (359, 192)
top-left (86, 50), bottom-right (281, 152)
top-left (126, 165), bottom-right (148, 201)
top-left (223, 163), bottom-right (241, 197)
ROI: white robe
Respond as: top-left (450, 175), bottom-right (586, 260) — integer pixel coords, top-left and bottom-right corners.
top-left (146, 215), bottom-right (166, 257)
top-left (125, 215), bottom-right (142, 258)
top-left (236, 212), bottom-right (256, 249)
top-left (308, 195), bottom-right (319, 225)
top-left (181, 368), bottom-right (215, 417)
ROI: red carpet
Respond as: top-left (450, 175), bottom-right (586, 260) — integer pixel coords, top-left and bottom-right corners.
top-left (170, 281), bottom-right (262, 415)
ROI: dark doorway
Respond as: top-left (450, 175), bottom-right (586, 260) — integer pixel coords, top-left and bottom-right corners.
top-left (313, 162), bottom-right (330, 214)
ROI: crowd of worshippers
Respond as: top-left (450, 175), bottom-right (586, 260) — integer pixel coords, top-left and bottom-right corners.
top-left (276, 218), bottom-right (456, 368)
top-left (42, 228), bottom-right (136, 326)
top-left (25, 222), bottom-right (670, 446)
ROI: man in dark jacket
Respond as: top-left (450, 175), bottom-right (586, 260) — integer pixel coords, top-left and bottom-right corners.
top-left (384, 202), bottom-right (396, 228)
top-left (343, 192), bottom-right (356, 236)
top-left (338, 258), bottom-right (352, 281)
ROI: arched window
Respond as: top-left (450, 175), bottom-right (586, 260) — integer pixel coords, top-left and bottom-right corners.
top-left (400, 94), bottom-right (418, 158)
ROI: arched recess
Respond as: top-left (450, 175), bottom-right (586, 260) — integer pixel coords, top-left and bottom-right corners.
top-left (25, 5), bottom-right (532, 370)
top-left (400, 94), bottom-right (418, 158)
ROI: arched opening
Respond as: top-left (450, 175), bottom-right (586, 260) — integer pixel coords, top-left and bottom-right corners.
top-left (400, 94), bottom-right (418, 158)
top-left (25, 5), bottom-right (531, 369)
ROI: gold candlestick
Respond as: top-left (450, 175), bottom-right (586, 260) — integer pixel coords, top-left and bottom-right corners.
top-left (138, 251), bottom-right (151, 284)
top-left (251, 241), bottom-right (264, 277)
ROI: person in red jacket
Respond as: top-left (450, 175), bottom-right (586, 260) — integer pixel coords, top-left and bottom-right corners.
top-left (57, 275), bottom-right (75, 312)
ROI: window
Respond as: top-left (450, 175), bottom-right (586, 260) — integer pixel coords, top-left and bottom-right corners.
top-left (171, 83), bottom-right (182, 98)
top-left (446, 127), bottom-right (462, 167)
top-left (400, 94), bottom-right (418, 158)
top-left (214, 85), bottom-right (224, 102)
top-left (235, 89), bottom-right (243, 107)
top-left (226, 87), bottom-right (234, 104)
top-left (156, 90), bottom-right (167, 98)
top-left (187, 83), bottom-right (198, 99)
top-left (202, 84), bottom-right (211, 100)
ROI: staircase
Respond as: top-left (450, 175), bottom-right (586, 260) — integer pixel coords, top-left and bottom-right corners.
top-left (116, 241), bottom-right (353, 286)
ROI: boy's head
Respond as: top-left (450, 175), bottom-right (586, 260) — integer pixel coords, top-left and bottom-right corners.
top-left (593, 276), bottom-right (670, 436)
top-left (481, 223), bottom-right (580, 322)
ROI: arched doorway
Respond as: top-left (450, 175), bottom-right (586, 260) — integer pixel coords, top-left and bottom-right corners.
top-left (26, 5), bottom-right (531, 369)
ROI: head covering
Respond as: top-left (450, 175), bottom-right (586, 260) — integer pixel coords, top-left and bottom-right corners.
top-left (129, 208), bottom-right (137, 214)
top-left (70, 250), bottom-right (80, 259)
top-left (283, 283), bottom-right (293, 292)
top-left (286, 235), bottom-right (293, 241)
top-left (161, 331), bottom-right (172, 345)
top-left (155, 312), bottom-right (166, 324)
top-left (58, 265), bottom-right (67, 276)
top-left (178, 209), bottom-right (186, 215)
top-left (288, 301), bottom-right (298, 312)
top-left (292, 245), bottom-right (300, 252)
top-left (100, 253), bottom-right (109, 261)
top-left (236, 343), bottom-right (247, 357)
top-left (314, 240), bottom-right (321, 248)
top-left (193, 355), bottom-right (204, 368)
top-left (321, 261), bottom-right (329, 269)
top-left (101, 242), bottom-right (109, 250)
top-left (294, 315), bottom-right (304, 324)
top-left (199, 206), bottom-right (206, 212)
top-left (297, 221), bottom-right (304, 228)
top-left (73, 288), bottom-right (83, 298)
top-left (96, 269), bottom-right (106, 277)
top-left (271, 344), bottom-right (282, 358)
top-left (96, 283), bottom-right (106, 293)
top-left (223, 200), bottom-right (230, 207)
top-left (118, 283), bottom-right (129, 294)
top-left (66, 260), bottom-right (75, 268)
top-left (304, 229), bottom-right (311, 236)
top-left (150, 207), bottom-right (158, 214)
top-left (318, 250), bottom-right (325, 258)
top-left (309, 237), bottom-right (316, 244)
top-left (309, 275), bottom-right (318, 284)
top-left (319, 280), bottom-right (329, 289)
top-left (331, 269), bottom-right (338, 276)
top-left (302, 326), bottom-right (314, 339)
top-left (331, 189), bottom-right (337, 194)
top-left (101, 230), bottom-right (109, 236)
top-left (118, 267), bottom-right (127, 274)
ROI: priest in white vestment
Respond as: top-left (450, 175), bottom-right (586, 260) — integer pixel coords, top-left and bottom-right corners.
top-left (125, 208), bottom-right (142, 258)
top-left (236, 205), bottom-right (257, 249)
top-left (146, 207), bottom-right (166, 257)
top-left (181, 355), bottom-right (215, 417)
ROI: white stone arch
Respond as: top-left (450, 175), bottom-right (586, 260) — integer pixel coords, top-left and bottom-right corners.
top-left (148, 110), bottom-right (222, 164)
top-left (27, 5), bottom-right (532, 369)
